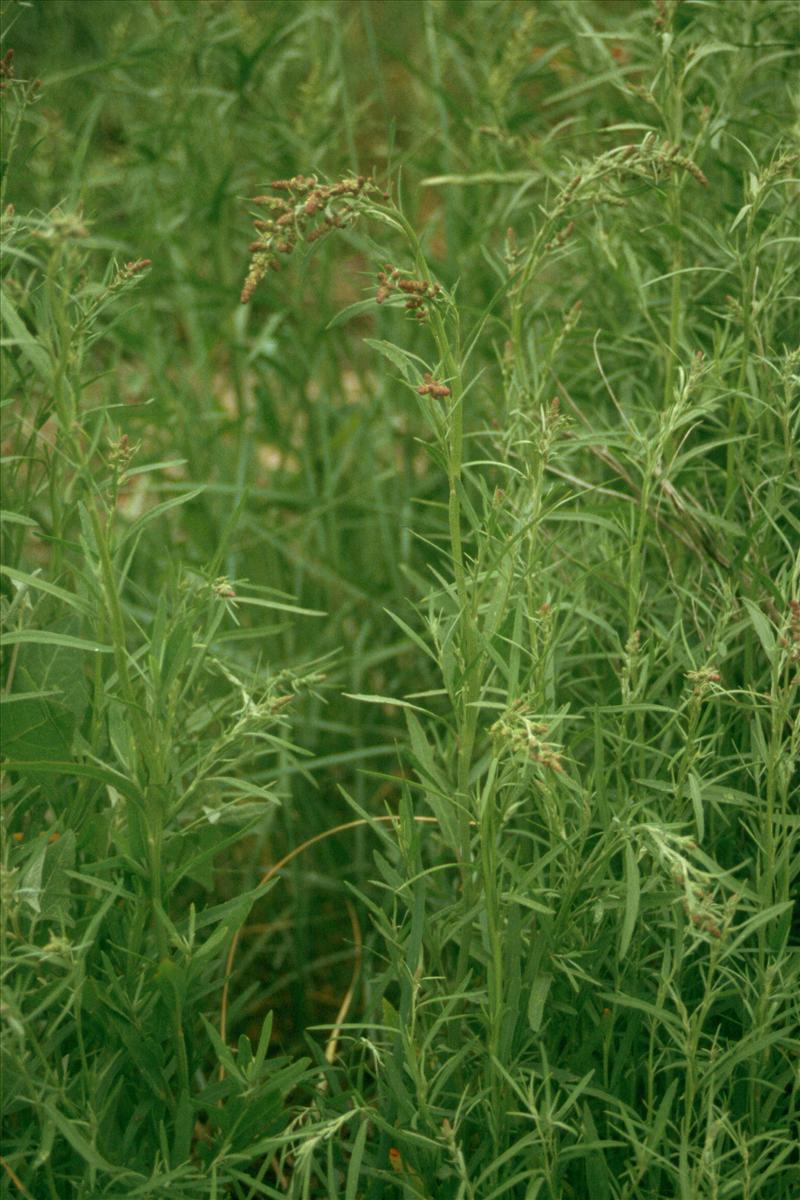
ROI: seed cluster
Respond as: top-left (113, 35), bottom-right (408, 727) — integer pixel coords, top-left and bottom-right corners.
top-left (376, 265), bottom-right (443, 321)
top-left (241, 175), bottom-right (384, 303)
top-left (416, 373), bottom-right (451, 399)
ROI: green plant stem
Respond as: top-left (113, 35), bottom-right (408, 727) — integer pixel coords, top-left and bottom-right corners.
top-left (88, 500), bottom-right (168, 956)
top-left (395, 207), bottom-right (478, 889)
top-left (662, 30), bottom-right (684, 430)
top-left (726, 210), bottom-right (756, 503)
top-left (663, 195), bottom-right (683, 417)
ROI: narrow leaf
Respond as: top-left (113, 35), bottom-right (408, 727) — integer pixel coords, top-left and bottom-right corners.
top-left (618, 841), bottom-right (640, 961)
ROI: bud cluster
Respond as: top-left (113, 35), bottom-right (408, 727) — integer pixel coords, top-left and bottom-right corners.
top-left (545, 220), bottom-right (575, 253)
top-left (122, 258), bottom-right (151, 276)
top-left (417, 373), bottom-right (451, 399)
top-left (678, 879), bottom-right (724, 939)
top-left (0, 47), bottom-right (42, 100)
top-left (620, 629), bottom-right (641, 706)
top-left (651, 138), bottom-right (709, 187)
top-left (105, 258), bottom-right (151, 296)
top-left (535, 396), bottom-right (568, 461)
top-left (107, 432), bottom-right (139, 474)
top-left (552, 172), bottom-right (583, 220)
top-left (241, 174), bottom-right (385, 303)
top-left (780, 599), bottom-right (800, 681)
top-left (548, 135), bottom-right (708, 228)
top-left (375, 265), bottom-right (444, 322)
top-left (685, 665), bottom-right (721, 697)
top-left (211, 576), bottom-right (237, 600)
top-left (503, 226), bottom-right (520, 270)
top-left (642, 824), bottom-right (730, 943)
top-left (490, 699), bottom-right (563, 773)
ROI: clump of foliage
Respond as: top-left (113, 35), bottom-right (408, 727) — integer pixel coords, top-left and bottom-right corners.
top-left (1, 1), bottom-right (798, 1197)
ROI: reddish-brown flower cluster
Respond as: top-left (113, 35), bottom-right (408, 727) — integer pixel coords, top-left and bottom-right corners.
top-left (375, 265), bottom-right (443, 321)
top-left (0, 48), bottom-right (41, 98)
top-left (780, 599), bottom-right (800, 681)
top-left (212, 577), bottom-right (237, 600)
top-left (788, 599), bottom-right (800, 645)
top-left (490, 699), bottom-right (564, 773)
top-left (671, 865), bottom-right (723, 939)
top-left (552, 172), bottom-right (582, 219)
top-left (417, 373), bottom-right (451, 399)
top-left (681, 894), bottom-right (722, 939)
top-left (545, 220), bottom-right (575, 252)
top-left (544, 223), bottom-right (575, 255)
top-left (241, 175), bottom-right (384, 303)
top-left (107, 431), bottom-right (140, 474)
top-left (657, 141), bottom-right (709, 187)
top-left (104, 256), bottom-right (150, 297)
top-left (685, 665), bottom-right (721, 696)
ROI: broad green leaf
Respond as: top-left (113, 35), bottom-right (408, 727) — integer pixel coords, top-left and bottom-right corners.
top-left (343, 692), bottom-right (430, 712)
top-left (501, 892), bottom-right (553, 915)
top-left (1, 759), bottom-right (141, 802)
top-left (15, 624), bottom-right (90, 724)
top-left (233, 595), bottom-right (326, 616)
top-left (527, 973), bottom-right (553, 1033)
top-left (362, 337), bottom-right (426, 383)
top-left (18, 838), bottom-right (47, 913)
top-left (253, 1010), bottom-right (274, 1074)
top-left (38, 830), bottom-right (77, 923)
top-left (404, 711), bottom-right (459, 848)
top-left (688, 771), bottom-right (704, 841)
top-left (327, 297), bottom-right (377, 329)
top-left (0, 566), bottom-right (92, 616)
top-left (0, 630), bottom-right (112, 652)
top-left (384, 607), bottom-right (438, 664)
top-left (423, 170), bottom-right (535, 185)
top-left (118, 486), bottom-right (205, 545)
top-left (0, 509), bottom-right (38, 527)
top-left (345, 1117), bottom-right (369, 1200)
top-left (743, 598), bottom-right (776, 664)
top-left (44, 1104), bottom-right (119, 1173)
top-left (171, 1090), bottom-right (193, 1168)
top-left (200, 1014), bottom-right (244, 1083)
top-left (1, 287), bottom-right (53, 384)
top-left (1, 695), bottom-right (75, 762)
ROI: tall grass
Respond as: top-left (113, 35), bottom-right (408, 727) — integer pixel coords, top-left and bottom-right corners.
top-left (1, 1), bottom-right (798, 1197)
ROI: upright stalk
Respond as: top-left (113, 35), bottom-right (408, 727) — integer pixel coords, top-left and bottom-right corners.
top-left (661, 29), bottom-right (684, 425)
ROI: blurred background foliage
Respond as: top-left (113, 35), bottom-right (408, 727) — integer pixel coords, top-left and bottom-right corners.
top-left (2, 0), bottom-right (799, 1194)
top-left (4, 0), bottom-right (798, 1056)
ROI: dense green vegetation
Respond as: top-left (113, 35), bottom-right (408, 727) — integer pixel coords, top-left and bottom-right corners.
top-left (1, 1), bottom-right (798, 1196)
